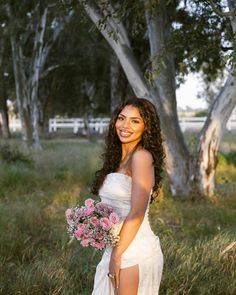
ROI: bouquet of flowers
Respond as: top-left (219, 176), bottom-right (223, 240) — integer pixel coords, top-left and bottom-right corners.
top-left (65, 198), bottom-right (120, 250)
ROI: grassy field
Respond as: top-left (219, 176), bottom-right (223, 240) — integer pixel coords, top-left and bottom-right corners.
top-left (0, 137), bottom-right (236, 295)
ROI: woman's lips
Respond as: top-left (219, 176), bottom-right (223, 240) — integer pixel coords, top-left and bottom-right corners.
top-left (119, 130), bottom-right (132, 137)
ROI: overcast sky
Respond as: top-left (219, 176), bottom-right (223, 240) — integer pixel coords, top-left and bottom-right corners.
top-left (176, 73), bottom-right (208, 110)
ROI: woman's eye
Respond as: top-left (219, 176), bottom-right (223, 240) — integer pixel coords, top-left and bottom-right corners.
top-left (132, 120), bottom-right (140, 124)
top-left (118, 116), bottom-right (124, 121)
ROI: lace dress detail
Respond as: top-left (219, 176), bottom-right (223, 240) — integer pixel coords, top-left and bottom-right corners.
top-left (92, 173), bottom-right (163, 295)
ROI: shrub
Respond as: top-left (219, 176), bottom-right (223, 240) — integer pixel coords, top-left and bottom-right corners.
top-left (0, 143), bottom-right (33, 165)
top-left (225, 151), bottom-right (236, 166)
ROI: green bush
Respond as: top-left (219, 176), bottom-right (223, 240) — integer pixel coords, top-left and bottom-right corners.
top-left (0, 143), bottom-right (33, 165)
top-left (195, 111), bottom-right (208, 117)
top-left (225, 151), bottom-right (236, 166)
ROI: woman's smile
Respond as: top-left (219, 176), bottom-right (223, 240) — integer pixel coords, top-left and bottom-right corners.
top-left (119, 130), bottom-right (133, 137)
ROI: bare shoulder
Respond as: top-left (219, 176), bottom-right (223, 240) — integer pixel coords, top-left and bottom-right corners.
top-left (132, 148), bottom-right (153, 166)
top-left (131, 148), bottom-right (153, 173)
top-left (131, 148), bottom-right (154, 186)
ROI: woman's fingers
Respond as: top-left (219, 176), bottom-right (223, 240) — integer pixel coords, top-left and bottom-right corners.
top-left (115, 270), bottom-right (120, 289)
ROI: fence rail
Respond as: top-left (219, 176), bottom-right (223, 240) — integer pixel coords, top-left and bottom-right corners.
top-left (48, 116), bottom-right (236, 133)
top-left (8, 116), bottom-right (236, 134)
top-left (48, 118), bottom-right (111, 134)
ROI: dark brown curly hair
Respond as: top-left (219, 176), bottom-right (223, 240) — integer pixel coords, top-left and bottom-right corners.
top-left (91, 97), bottom-right (165, 202)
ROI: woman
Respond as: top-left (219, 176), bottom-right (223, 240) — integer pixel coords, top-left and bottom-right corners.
top-left (91, 97), bottom-right (165, 295)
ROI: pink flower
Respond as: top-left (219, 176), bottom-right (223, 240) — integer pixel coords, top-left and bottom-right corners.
top-left (83, 207), bottom-right (94, 216)
top-left (100, 217), bottom-right (111, 230)
top-left (95, 202), bottom-right (106, 211)
top-left (74, 223), bottom-right (85, 239)
top-left (85, 198), bottom-right (95, 207)
top-left (80, 239), bottom-right (90, 247)
top-left (109, 212), bottom-right (119, 224)
top-left (95, 231), bottom-right (104, 240)
top-left (91, 241), bottom-right (105, 250)
top-left (65, 208), bottom-right (73, 220)
top-left (90, 216), bottom-right (98, 225)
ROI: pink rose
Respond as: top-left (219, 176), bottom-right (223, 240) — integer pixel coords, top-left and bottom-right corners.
top-left (83, 207), bottom-right (94, 216)
top-left (85, 198), bottom-right (95, 207)
top-left (95, 202), bottom-right (106, 211)
top-left (90, 216), bottom-right (98, 225)
top-left (91, 241), bottom-right (105, 250)
top-left (74, 223), bottom-right (85, 239)
top-left (95, 231), bottom-right (104, 240)
top-left (109, 212), bottom-right (119, 224)
top-left (80, 239), bottom-right (90, 247)
top-left (100, 217), bottom-right (111, 230)
top-left (96, 241), bottom-right (105, 250)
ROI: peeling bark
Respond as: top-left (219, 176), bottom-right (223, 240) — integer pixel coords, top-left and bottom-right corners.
top-left (194, 73), bottom-right (236, 196)
top-left (0, 37), bottom-right (10, 139)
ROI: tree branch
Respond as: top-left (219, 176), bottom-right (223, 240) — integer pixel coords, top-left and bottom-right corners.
top-left (40, 64), bottom-right (60, 79)
top-left (207, 0), bottom-right (236, 17)
top-left (79, 0), bottom-right (151, 99)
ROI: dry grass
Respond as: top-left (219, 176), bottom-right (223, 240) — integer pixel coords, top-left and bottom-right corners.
top-left (0, 138), bottom-right (236, 295)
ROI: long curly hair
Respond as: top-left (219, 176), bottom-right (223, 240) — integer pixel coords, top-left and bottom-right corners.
top-left (91, 97), bottom-right (165, 202)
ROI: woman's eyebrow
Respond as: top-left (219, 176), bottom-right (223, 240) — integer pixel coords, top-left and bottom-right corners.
top-left (119, 113), bottom-right (142, 120)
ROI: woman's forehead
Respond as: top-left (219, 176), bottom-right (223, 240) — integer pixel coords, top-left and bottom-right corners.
top-left (119, 105), bottom-right (142, 117)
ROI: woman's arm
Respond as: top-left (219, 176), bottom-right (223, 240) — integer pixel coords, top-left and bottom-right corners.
top-left (109, 148), bottom-right (154, 288)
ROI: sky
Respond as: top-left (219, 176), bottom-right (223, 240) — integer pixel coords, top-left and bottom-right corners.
top-left (176, 73), bottom-right (208, 110)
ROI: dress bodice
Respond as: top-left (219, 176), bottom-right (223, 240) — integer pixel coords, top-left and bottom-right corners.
top-left (99, 173), bottom-right (133, 219)
top-left (99, 172), bottom-right (152, 235)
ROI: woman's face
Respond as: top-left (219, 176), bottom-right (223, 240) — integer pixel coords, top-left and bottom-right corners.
top-left (115, 105), bottom-right (145, 147)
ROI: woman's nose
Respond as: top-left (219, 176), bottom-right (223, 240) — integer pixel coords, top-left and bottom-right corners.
top-left (122, 119), bottom-right (130, 128)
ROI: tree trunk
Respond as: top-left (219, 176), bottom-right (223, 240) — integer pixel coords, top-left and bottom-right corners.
top-left (0, 83), bottom-right (10, 139)
top-left (193, 73), bottom-right (236, 196)
top-left (110, 53), bottom-right (129, 112)
top-left (7, 3), bottom-right (72, 149)
top-left (145, 0), bottom-right (193, 196)
top-left (0, 31), bottom-right (10, 139)
top-left (190, 0), bottom-right (236, 196)
top-left (10, 36), bottom-right (33, 146)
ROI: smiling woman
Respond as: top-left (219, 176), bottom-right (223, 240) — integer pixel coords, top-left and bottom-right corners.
top-left (90, 97), bottom-right (165, 295)
top-left (115, 106), bottom-right (145, 149)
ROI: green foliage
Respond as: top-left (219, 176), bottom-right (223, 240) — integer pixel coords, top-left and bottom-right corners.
top-left (195, 110), bottom-right (208, 117)
top-left (0, 138), bottom-right (236, 294)
top-left (224, 151), bottom-right (236, 166)
top-left (218, 152), bottom-right (228, 166)
top-left (0, 143), bottom-right (33, 165)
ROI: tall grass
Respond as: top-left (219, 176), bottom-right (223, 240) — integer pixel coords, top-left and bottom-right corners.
top-left (0, 138), bottom-right (236, 294)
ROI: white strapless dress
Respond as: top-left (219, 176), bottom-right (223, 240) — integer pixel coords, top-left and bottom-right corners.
top-left (92, 173), bottom-right (163, 295)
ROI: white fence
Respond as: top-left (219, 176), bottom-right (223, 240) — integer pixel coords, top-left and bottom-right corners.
top-left (9, 116), bottom-right (236, 134)
top-left (49, 118), bottom-right (111, 134)
top-left (179, 116), bottom-right (236, 132)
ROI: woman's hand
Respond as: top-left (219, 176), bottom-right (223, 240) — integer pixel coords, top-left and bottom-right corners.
top-left (109, 251), bottom-right (121, 290)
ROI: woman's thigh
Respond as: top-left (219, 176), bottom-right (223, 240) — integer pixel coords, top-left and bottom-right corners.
top-left (117, 264), bottom-right (139, 295)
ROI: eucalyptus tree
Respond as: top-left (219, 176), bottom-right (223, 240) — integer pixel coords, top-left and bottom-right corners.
top-left (78, 0), bottom-right (236, 197)
top-left (4, 0), bottom-right (73, 148)
top-left (0, 27), bottom-right (10, 138)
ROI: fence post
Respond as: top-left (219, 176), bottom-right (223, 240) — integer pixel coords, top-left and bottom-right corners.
top-left (73, 119), bottom-right (79, 134)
